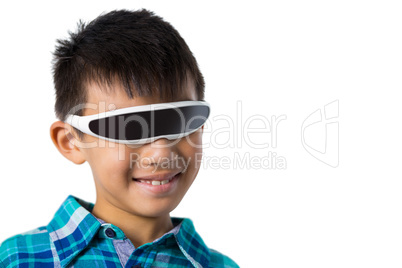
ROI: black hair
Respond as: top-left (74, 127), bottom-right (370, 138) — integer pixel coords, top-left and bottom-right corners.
top-left (52, 9), bottom-right (205, 139)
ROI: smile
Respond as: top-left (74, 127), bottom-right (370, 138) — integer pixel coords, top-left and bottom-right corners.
top-left (132, 172), bottom-right (182, 194)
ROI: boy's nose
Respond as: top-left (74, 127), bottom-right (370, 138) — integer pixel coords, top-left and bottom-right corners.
top-left (139, 138), bottom-right (179, 166)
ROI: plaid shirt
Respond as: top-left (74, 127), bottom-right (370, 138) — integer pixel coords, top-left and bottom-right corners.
top-left (0, 196), bottom-right (239, 268)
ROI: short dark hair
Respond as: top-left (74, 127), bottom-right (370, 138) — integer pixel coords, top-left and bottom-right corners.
top-left (52, 9), bottom-right (205, 138)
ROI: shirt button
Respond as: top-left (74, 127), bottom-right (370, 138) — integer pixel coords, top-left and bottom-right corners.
top-left (105, 228), bottom-right (116, 238)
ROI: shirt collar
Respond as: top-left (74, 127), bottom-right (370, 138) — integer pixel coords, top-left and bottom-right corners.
top-left (173, 217), bottom-right (211, 267)
top-left (46, 195), bottom-right (210, 267)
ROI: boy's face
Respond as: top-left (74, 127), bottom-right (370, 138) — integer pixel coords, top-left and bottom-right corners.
top-left (74, 80), bottom-right (203, 218)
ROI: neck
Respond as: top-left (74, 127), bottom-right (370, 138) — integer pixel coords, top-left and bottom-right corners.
top-left (91, 197), bottom-right (174, 248)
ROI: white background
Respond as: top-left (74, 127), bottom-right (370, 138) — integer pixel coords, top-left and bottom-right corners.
top-left (0, 1), bottom-right (401, 267)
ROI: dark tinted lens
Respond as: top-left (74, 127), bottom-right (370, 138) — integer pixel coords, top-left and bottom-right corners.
top-left (88, 105), bottom-right (209, 141)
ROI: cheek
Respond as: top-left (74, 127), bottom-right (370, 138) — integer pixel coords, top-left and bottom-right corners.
top-left (182, 129), bottom-right (203, 155)
top-left (178, 130), bottom-right (203, 174)
top-left (88, 145), bottom-right (132, 183)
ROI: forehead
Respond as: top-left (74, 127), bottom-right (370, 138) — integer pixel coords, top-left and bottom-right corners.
top-left (83, 79), bottom-right (198, 116)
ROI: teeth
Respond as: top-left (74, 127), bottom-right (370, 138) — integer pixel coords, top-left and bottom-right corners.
top-left (136, 176), bottom-right (176, 185)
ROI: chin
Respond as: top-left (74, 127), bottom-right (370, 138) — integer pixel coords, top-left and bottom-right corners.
top-left (127, 199), bottom-right (180, 218)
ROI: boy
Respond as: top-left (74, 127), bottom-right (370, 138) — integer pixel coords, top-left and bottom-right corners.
top-left (0, 9), bottom-right (239, 268)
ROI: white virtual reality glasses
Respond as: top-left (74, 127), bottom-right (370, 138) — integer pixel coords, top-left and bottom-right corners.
top-left (65, 100), bottom-right (210, 144)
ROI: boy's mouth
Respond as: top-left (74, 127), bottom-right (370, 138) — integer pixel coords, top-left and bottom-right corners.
top-left (133, 176), bottom-right (175, 185)
top-left (132, 171), bottom-right (182, 194)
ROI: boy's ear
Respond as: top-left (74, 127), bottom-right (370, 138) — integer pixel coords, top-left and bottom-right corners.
top-left (50, 121), bottom-right (86, 164)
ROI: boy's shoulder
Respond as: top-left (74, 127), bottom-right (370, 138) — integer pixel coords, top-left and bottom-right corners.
top-left (0, 226), bottom-right (54, 267)
top-left (209, 248), bottom-right (240, 268)
top-left (0, 195), bottom-right (98, 267)
top-left (173, 217), bottom-right (240, 267)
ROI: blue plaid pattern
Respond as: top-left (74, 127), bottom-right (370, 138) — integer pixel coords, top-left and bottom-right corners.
top-left (0, 196), bottom-right (239, 268)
